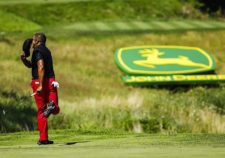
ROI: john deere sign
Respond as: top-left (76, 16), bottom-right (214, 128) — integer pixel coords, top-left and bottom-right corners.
top-left (114, 46), bottom-right (225, 85)
top-left (115, 46), bottom-right (216, 75)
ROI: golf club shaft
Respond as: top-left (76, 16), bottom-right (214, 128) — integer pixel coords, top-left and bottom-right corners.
top-left (31, 92), bottom-right (37, 97)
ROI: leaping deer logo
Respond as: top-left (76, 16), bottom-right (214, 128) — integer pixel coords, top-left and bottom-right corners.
top-left (133, 49), bottom-right (209, 68)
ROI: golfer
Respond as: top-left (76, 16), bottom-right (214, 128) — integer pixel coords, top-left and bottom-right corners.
top-left (21, 32), bottom-right (60, 145)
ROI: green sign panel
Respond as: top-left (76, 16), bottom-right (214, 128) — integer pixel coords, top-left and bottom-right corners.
top-left (114, 46), bottom-right (225, 85)
top-left (123, 75), bottom-right (225, 85)
top-left (114, 46), bottom-right (216, 75)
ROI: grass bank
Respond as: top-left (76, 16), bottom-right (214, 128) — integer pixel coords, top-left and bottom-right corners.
top-left (1, 30), bottom-right (225, 133)
top-left (0, 0), bottom-right (196, 29)
top-left (0, 0), bottom-right (225, 135)
top-left (0, 130), bottom-right (225, 158)
top-left (0, 90), bottom-right (35, 132)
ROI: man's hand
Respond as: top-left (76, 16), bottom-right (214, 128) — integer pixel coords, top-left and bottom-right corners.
top-left (20, 54), bottom-right (32, 68)
top-left (52, 81), bottom-right (59, 88)
top-left (20, 54), bottom-right (26, 61)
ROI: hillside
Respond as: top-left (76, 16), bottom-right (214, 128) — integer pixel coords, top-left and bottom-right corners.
top-left (0, 0), bottom-right (225, 133)
top-left (0, 0), bottom-right (206, 34)
top-left (0, 0), bottom-right (183, 26)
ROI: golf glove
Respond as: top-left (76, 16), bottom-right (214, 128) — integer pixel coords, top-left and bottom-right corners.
top-left (52, 81), bottom-right (59, 88)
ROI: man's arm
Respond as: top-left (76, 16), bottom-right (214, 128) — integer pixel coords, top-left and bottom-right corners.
top-left (36, 59), bottom-right (45, 93)
top-left (20, 55), bottom-right (32, 68)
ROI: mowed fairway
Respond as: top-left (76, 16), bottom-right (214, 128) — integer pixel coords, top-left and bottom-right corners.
top-left (63, 20), bottom-right (225, 33)
top-left (0, 131), bottom-right (225, 158)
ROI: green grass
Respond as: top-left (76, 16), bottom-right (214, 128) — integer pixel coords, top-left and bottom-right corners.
top-left (0, 0), bottom-right (222, 34)
top-left (1, 1), bottom-right (225, 157)
top-left (1, 30), bottom-right (225, 133)
top-left (0, 0), bottom-right (184, 27)
top-left (63, 20), bottom-right (225, 33)
top-left (0, 10), bottom-right (41, 32)
top-left (1, 0), bottom-right (225, 134)
top-left (0, 0), bottom-right (101, 4)
top-left (0, 130), bottom-right (225, 158)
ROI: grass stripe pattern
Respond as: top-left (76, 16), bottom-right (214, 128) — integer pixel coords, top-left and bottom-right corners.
top-left (63, 20), bottom-right (225, 33)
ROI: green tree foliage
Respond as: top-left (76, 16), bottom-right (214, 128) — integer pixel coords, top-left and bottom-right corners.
top-left (198, 0), bottom-right (225, 15)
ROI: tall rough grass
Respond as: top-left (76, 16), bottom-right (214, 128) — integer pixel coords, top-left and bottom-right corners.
top-left (1, 31), bottom-right (225, 133)
top-left (49, 87), bottom-right (225, 133)
top-left (0, 90), bottom-right (36, 132)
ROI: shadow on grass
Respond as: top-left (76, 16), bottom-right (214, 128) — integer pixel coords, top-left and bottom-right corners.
top-left (0, 90), bottom-right (36, 133)
top-left (63, 141), bottom-right (90, 145)
top-left (52, 141), bottom-right (90, 146)
top-left (139, 83), bottom-right (221, 93)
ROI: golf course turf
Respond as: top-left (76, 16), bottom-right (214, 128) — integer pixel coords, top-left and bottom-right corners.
top-left (0, 130), bottom-right (225, 158)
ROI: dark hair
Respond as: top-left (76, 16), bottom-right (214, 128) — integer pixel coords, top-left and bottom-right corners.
top-left (34, 32), bottom-right (47, 44)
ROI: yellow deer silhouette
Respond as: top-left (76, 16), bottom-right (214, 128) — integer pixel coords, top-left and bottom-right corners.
top-left (133, 49), bottom-right (209, 68)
